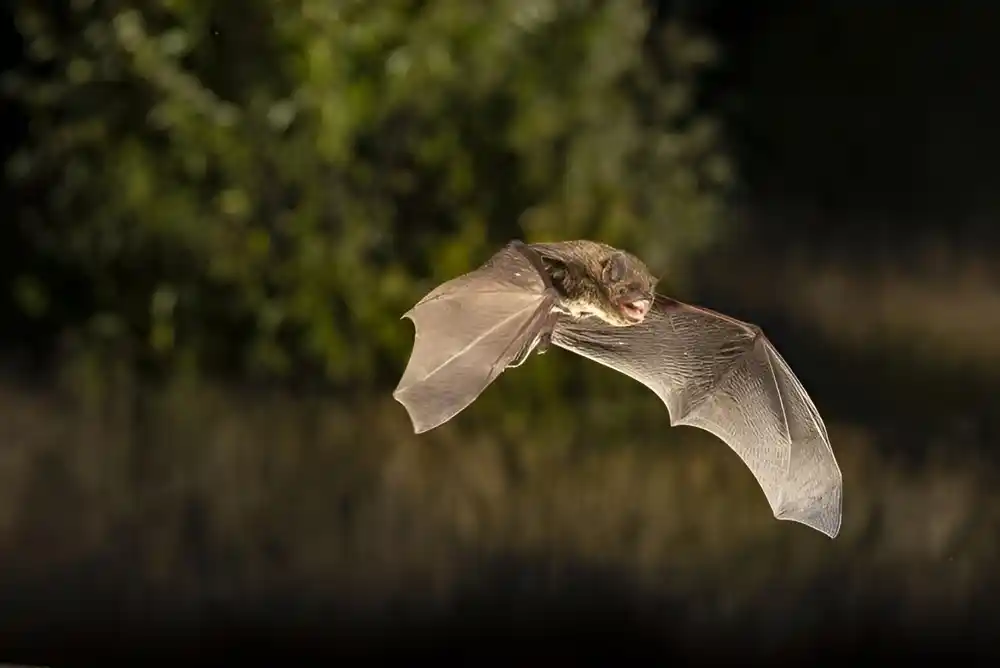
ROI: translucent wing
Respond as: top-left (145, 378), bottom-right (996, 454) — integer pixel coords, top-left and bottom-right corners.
top-left (394, 242), bottom-right (559, 433)
top-left (552, 295), bottom-right (842, 537)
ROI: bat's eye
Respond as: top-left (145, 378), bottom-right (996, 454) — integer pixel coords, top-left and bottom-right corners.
top-left (605, 255), bottom-right (627, 283)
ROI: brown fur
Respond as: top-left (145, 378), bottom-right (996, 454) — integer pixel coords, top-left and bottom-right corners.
top-left (528, 240), bottom-right (657, 326)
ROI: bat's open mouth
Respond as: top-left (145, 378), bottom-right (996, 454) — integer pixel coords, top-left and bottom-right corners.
top-left (619, 298), bottom-right (650, 323)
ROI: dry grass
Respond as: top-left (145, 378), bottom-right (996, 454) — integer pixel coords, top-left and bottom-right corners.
top-left (0, 372), bottom-right (996, 639)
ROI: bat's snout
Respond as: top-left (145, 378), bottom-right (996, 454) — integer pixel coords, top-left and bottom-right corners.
top-left (619, 297), bottom-right (651, 323)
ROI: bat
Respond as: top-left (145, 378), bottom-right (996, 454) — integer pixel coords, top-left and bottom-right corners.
top-left (393, 240), bottom-right (843, 538)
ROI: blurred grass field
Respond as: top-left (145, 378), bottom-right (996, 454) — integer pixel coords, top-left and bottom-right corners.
top-left (0, 304), bottom-right (995, 647)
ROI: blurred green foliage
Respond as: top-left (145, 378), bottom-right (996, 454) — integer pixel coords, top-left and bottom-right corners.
top-left (5, 0), bottom-right (732, 396)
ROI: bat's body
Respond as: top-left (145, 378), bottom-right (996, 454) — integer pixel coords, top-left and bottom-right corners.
top-left (393, 240), bottom-right (843, 538)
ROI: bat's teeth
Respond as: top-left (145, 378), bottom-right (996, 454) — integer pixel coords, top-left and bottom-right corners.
top-left (622, 299), bottom-right (650, 321)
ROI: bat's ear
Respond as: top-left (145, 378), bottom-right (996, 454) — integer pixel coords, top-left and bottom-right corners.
top-left (603, 253), bottom-right (627, 283)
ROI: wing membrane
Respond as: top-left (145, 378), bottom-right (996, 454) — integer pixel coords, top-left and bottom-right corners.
top-left (394, 242), bottom-right (558, 433)
top-left (551, 296), bottom-right (842, 537)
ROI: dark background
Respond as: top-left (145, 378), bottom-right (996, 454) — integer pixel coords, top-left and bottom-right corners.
top-left (2, 1), bottom-right (999, 663)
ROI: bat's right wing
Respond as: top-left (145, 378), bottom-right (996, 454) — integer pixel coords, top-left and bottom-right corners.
top-left (552, 296), bottom-right (842, 538)
top-left (394, 241), bottom-right (560, 434)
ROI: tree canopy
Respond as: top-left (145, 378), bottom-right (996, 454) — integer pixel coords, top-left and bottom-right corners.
top-left (5, 0), bottom-right (733, 395)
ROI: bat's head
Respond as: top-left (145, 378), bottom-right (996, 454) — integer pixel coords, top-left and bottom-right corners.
top-left (595, 249), bottom-right (657, 326)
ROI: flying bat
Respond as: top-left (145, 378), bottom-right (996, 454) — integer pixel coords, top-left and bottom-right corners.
top-left (393, 240), bottom-right (843, 538)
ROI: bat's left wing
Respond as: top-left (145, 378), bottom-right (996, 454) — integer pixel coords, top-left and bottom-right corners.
top-left (551, 295), bottom-right (842, 538)
top-left (394, 241), bottom-right (560, 433)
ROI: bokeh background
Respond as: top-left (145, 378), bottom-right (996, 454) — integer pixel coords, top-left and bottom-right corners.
top-left (2, 0), bottom-right (999, 661)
